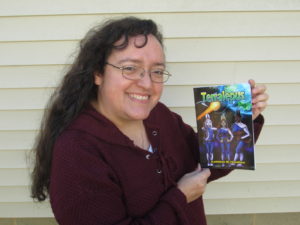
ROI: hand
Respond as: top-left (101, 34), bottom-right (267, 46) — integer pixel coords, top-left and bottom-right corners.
top-left (248, 79), bottom-right (269, 120)
top-left (177, 164), bottom-right (211, 203)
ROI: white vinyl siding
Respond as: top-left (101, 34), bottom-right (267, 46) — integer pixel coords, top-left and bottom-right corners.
top-left (0, 0), bottom-right (299, 217)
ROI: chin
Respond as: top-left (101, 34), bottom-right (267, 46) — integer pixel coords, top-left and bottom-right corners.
top-left (128, 110), bottom-right (151, 121)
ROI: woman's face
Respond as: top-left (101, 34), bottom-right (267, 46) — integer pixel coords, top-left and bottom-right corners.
top-left (93, 34), bottom-right (165, 126)
top-left (235, 115), bottom-right (242, 123)
top-left (205, 119), bottom-right (212, 128)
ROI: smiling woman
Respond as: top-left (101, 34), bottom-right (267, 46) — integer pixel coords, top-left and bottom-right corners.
top-left (92, 34), bottom-right (165, 129)
top-left (30, 16), bottom-right (267, 225)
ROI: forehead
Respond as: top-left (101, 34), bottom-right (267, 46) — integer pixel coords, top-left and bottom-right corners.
top-left (108, 35), bottom-right (165, 64)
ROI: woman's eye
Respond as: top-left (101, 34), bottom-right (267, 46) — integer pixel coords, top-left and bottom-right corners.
top-left (123, 66), bottom-right (137, 73)
top-left (152, 70), bottom-right (164, 76)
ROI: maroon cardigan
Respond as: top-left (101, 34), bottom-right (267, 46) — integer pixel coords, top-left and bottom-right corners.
top-left (49, 102), bottom-right (264, 225)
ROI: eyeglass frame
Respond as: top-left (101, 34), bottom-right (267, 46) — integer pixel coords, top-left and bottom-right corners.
top-left (105, 62), bottom-right (172, 83)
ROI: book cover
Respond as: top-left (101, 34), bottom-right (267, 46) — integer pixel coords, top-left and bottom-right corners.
top-left (193, 83), bottom-right (255, 170)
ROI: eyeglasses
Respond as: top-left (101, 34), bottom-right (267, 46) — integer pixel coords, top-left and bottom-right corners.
top-left (106, 62), bottom-right (171, 83)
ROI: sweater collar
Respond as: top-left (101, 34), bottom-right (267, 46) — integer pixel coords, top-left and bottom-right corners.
top-left (68, 103), bottom-right (160, 148)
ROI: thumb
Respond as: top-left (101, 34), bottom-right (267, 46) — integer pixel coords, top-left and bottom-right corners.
top-left (200, 168), bottom-right (211, 179)
top-left (248, 79), bottom-right (256, 89)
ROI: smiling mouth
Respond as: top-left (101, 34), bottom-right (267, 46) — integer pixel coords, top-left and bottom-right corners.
top-left (128, 93), bottom-right (150, 101)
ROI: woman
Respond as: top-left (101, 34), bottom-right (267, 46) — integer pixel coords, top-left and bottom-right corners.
top-left (217, 115), bottom-right (234, 166)
top-left (202, 114), bottom-right (217, 166)
top-left (232, 110), bottom-right (252, 167)
top-left (31, 17), bottom-right (268, 225)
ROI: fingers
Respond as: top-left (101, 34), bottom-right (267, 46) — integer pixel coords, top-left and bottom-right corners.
top-left (249, 79), bottom-right (267, 97)
top-left (177, 165), bottom-right (211, 203)
top-left (252, 84), bottom-right (267, 98)
top-left (248, 79), bottom-right (269, 119)
top-left (252, 92), bottom-right (269, 105)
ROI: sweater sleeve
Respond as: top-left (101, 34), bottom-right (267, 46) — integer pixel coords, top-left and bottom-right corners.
top-left (50, 132), bottom-right (189, 225)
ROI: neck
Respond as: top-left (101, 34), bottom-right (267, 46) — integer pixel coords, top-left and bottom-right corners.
top-left (119, 121), bottom-right (150, 150)
top-left (91, 100), bottom-right (150, 150)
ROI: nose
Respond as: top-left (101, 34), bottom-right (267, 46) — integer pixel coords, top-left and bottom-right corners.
top-left (137, 70), bottom-right (152, 89)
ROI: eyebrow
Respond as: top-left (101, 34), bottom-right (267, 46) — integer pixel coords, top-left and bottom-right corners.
top-left (117, 58), bottom-right (166, 67)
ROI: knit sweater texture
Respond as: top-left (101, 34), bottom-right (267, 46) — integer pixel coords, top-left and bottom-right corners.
top-left (49, 102), bottom-right (264, 225)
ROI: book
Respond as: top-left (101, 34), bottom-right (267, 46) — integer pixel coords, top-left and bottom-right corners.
top-left (193, 83), bottom-right (255, 170)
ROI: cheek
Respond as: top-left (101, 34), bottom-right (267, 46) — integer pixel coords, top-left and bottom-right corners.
top-left (154, 85), bottom-right (164, 98)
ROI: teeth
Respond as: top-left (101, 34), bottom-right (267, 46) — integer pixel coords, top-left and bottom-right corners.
top-left (129, 94), bottom-right (149, 100)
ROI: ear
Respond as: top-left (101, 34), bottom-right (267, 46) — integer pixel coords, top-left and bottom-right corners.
top-left (94, 71), bottom-right (103, 86)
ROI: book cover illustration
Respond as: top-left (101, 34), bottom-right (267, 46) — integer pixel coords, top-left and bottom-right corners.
top-left (193, 83), bottom-right (255, 170)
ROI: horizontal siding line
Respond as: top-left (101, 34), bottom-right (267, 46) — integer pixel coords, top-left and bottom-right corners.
top-left (2, 161), bottom-right (298, 169)
top-left (1, 163), bottom-right (295, 170)
top-left (8, 104), bottom-right (295, 111)
top-left (2, 124), bottom-right (299, 130)
top-left (1, 85), bottom-right (300, 90)
top-left (192, 124), bottom-right (300, 129)
top-left (0, 201), bottom-right (50, 205)
top-left (168, 60), bottom-right (300, 63)
top-left (0, 87), bottom-right (54, 91)
top-left (1, 144), bottom-right (297, 151)
top-left (1, 82), bottom-right (300, 90)
top-left (1, 84), bottom-right (300, 89)
top-left (166, 59), bottom-right (300, 63)
top-left (1, 180), bottom-right (300, 186)
top-left (0, 149), bottom-right (30, 152)
top-left (3, 10), bottom-right (300, 18)
top-left (169, 104), bottom-right (300, 109)
top-left (3, 59), bottom-right (300, 66)
top-left (0, 185), bottom-right (30, 188)
top-left (4, 36), bottom-right (300, 43)
top-left (214, 178), bottom-right (300, 183)
top-left (1, 60), bottom-right (300, 68)
top-left (207, 196), bottom-right (300, 200)
top-left (0, 109), bottom-right (43, 112)
top-left (212, 180), bottom-right (300, 185)
top-left (2, 9), bottom-right (300, 17)
top-left (0, 124), bottom-right (297, 132)
top-left (165, 83), bottom-right (300, 87)
top-left (1, 180), bottom-right (300, 189)
top-left (2, 36), bottom-right (300, 44)
top-left (1, 162), bottom-right (298, 170)
top-left (1, 124), bottom-right (300, 132)
top-left (163, 36), bottom-right (300, 40)
top-left (0, 64), bottom-right (68, 68)
top-left (203, 196), bottom-right (300, 201)
top-left (2, 60), bottom-right (300, 67)
top-left (1, 143), bottom-right (298, 147)
top-left (2, 179), bottom-right (300, 187)
top-left (0, 104), bottom-right (297, 111)
top-left (1, 178), bottom-right (299, 186)
top-left (4, 195), bottom-right (300, 204)
top-left (0, 40), bottom-right (74, 44)
top-left (0, 129), bottom-right (40, 132)
top-left (1, 179), bottom-right (300, 188)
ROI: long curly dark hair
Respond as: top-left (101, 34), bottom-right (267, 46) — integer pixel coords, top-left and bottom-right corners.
top-left (31, 16), bottom-right (164, 201)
